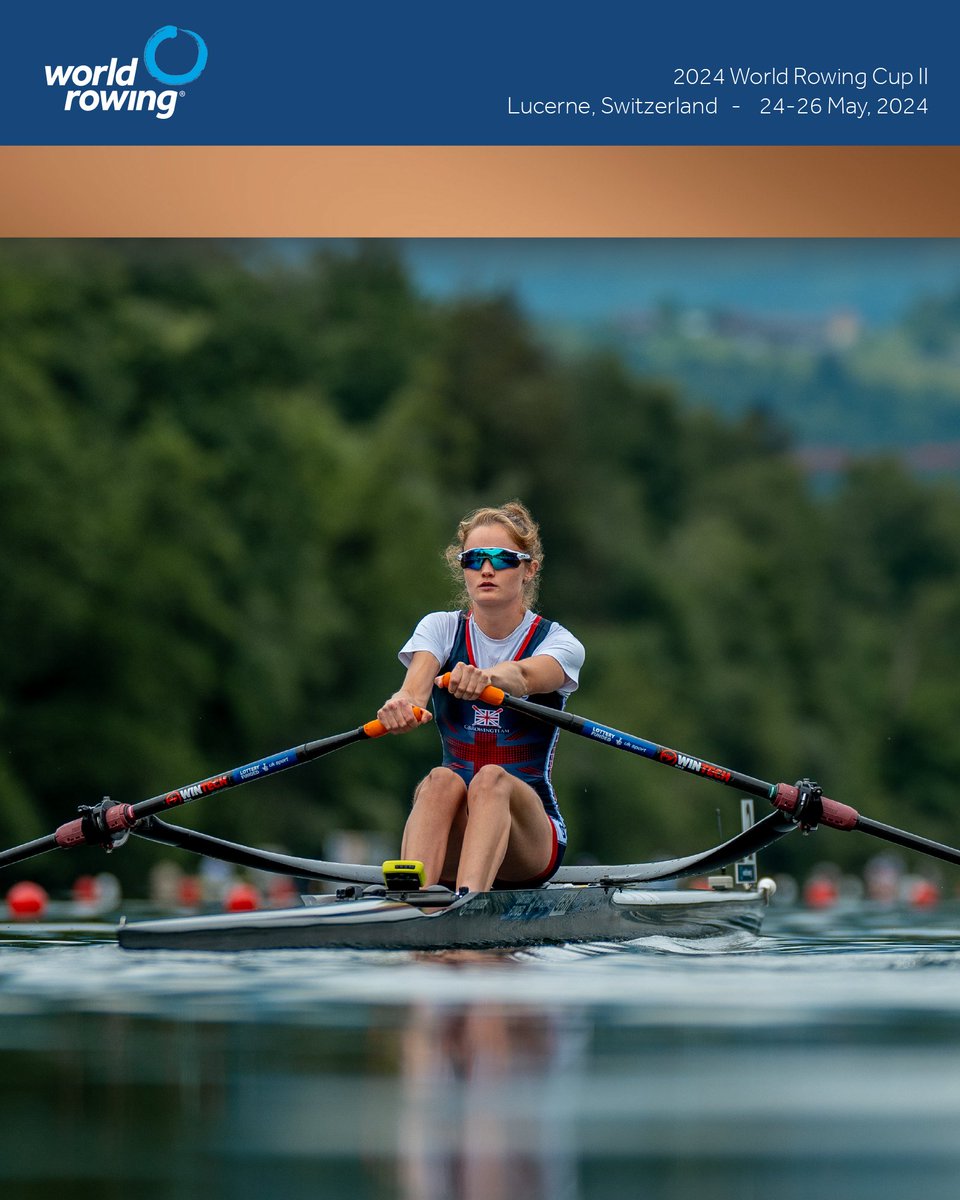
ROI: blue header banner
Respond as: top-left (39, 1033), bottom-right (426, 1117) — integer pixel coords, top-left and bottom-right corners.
top-left (2, 1), bottom-right (954, 147)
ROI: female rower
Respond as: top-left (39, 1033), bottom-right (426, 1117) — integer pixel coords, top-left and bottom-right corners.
top-left (377, 501), bottom-right (584, 894)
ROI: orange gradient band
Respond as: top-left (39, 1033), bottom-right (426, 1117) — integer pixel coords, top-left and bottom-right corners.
top-left (2, 147), bottom-right (959, 236)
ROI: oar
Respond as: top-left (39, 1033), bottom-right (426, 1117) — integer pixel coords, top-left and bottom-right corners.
top-left (0, 712), bottom-right (420, 871)
top-left (442, 676), bottom-right (960, 870)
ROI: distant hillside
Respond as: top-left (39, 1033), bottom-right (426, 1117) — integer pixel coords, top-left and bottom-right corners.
top-left (538, 288), bottom-right (960, 477)
top-left (397, 239), bottom-right (960, 327)
top-left (386, 239), bottom-right (960, 477)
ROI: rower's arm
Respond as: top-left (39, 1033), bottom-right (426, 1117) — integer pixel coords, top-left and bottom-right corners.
top-left (501, 653), bottom-right (566, 697)
top-left (449, 654), bottom-right (565, 700)
top-left (377, 651), bottom-right (438, 732)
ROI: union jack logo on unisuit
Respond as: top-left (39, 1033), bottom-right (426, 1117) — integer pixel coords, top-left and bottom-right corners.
top-left (470, 706), bottom-right (503, 728)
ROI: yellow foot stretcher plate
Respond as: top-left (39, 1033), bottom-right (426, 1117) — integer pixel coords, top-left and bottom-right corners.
top-left (381, 859), bottom-right (426, 890)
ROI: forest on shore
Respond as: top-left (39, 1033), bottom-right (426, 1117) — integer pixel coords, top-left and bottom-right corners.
top-left (3, 239), bottom-right (960, 888)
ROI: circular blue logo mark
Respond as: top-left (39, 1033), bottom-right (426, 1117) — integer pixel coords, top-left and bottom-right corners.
top-left (144, 26), bottom-right (208, 86)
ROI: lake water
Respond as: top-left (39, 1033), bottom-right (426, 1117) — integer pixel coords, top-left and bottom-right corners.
top-left (2, 902), bottom-right (960, 1200)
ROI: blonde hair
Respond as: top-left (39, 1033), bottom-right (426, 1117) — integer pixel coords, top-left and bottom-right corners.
top-left (444, 500), bottom-right (544, 610)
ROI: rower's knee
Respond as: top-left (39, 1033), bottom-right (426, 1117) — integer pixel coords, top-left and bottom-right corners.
top-left (414, 767), bottom-right (466, 808)
top-left (468, 764), bottom-right (512, 802)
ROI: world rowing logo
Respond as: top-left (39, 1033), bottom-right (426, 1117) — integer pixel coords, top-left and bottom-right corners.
top-left (43, 25), bottom-right (208, 120)
top-left (143, 26), bottom-right (208, 86)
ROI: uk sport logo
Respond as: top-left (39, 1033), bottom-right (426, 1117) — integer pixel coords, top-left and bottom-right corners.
top-left (43, 25), bottom-right (208, 120)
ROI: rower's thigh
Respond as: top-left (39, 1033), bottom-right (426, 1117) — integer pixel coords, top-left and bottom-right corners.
top-left (412, 767), bottom-right (469, 851)
top-left (469, 766), bottom-right (554, 870)
top-left (405, 768), bottom-right (469, 881)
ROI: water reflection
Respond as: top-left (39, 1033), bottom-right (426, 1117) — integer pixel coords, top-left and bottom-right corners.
top-left (4, 911), bottom-right (960, 1198)
top-left (204, 951), bottom-right (586, 1199)
top-left (396, 997), bottom-right (581, 1200)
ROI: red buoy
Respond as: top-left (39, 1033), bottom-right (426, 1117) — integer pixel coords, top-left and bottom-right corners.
top-left (803, 875), bottom-right (839, 910)
top-left (224, 882), bottom-right (260, 912)
top-left (177, 876), bottom-right (203, 909)
top-left (906, 877), bottom-right (939, 909)
top-left (72, 875), bottom-right (99, 906)
top-left (7, 881), bottom-right (49, 919)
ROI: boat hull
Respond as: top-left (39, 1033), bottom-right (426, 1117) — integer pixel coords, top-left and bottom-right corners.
top-left (117, 884), bottom-right (770, 952)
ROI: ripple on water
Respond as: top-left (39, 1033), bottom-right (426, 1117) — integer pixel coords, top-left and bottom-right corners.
top-left (1, 904), bottom-right (960, 1027)
top-left (5, 905), bottom-right (960, 1200)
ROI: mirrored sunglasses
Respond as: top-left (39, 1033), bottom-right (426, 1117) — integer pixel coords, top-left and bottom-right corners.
top-left (456, 547), bottom-right (532, 571)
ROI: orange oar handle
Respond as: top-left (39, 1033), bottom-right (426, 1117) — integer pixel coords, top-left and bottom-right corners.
top-left (436, 672), bottom-right (505, 706)
top-left (362, 706), bottom-right (426, 738)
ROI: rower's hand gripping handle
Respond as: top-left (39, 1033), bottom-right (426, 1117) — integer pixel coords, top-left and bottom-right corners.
top-left (437, 672), bottom-right (505, 705)
top-left (362, 706), bottom-right (427, 738)
top-left (367, 672), bottom-right (504, 736)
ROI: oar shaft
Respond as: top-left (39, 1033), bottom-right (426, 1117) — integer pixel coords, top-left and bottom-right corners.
top-left (467, 680), bottom-right (960, 864)
top-left (464, 680), bottom-right (864, 833)
top-left (560, 707), bottom-right (774, 799)
top-left (472, 683), bottom-right (776, 800)
top-left (0, 713), bottom-right (415, 870)
top-left (0, 833), bottom-right (60, 870)
top-left (131, 725), bottom-right (379, 821)
top-left (76, 726), bottom-right (383, 847)
top-left (855, 816), bottom-right (960, 868)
